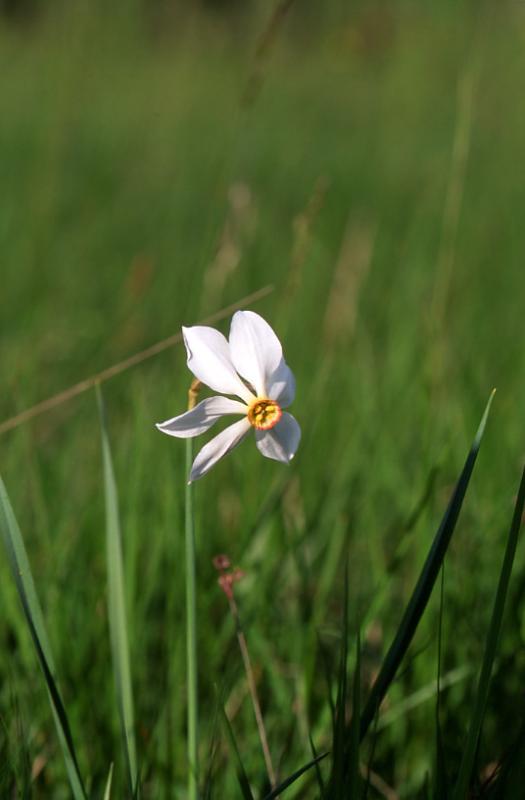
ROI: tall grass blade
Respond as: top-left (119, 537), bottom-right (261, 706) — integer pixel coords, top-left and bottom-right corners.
top-left (452, 463), bottom-right (525, 799)
top-left (103, 763), bottom-right (114, 800)
top-left (434, 567), bottom-right (448, 798)
top-left (374, 665), bottom-right (470, 732)
top-left (0, 476), bottom-right (87, 800)
top-left (362, 712), bottom-right (380, 800)
top-left (359, 390), bottom-right (495, 740)
top-left (347, 630), bottom-right (361, 796)
top-left (329, 561), bottom-right (349, 798)
top-left (202, 693), bottom-right (221, 800)
top-left (218, 702), bottom-right (254, 800)
top-left (220, 694), bottom-right (328, 800)
top-left (262, 752), bottom-right (329, 800)
top-left (309, 734), bottom-right (327, 799)
top-left (97, 386), bottom-right (138, 795)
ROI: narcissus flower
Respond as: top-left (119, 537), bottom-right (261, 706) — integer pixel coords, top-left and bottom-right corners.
top-left (157, 310), bottom-right (300, 482)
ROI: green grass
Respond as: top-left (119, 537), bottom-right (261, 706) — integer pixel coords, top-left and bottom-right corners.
top-left (1, 2), bottom-right (525, 796)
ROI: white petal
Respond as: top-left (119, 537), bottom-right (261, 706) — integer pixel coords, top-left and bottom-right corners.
top-left (183, 325), bottom-right (253, 403)
top-left (156, 396), bottom-right (247, 439)
top-left (267, 358), bottom-right (296, 408)
top-left (189, 418), bottom-right (251, 482)
top-left (255, 413), bottom-right (301, 464)
top-left (229, 310), bottom-right (283, 397)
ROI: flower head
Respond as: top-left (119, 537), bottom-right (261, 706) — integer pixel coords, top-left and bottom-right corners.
top-left (156, 310), bottom-right (300, 482)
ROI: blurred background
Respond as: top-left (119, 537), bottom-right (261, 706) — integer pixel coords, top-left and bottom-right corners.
top-left (1, 0), bottom-right (525, 796)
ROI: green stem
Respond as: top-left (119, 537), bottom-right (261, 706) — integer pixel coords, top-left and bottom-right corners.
top-left (185, 438), bottom-right (199, 799)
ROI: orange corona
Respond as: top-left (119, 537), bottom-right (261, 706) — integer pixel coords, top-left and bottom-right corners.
top-left (247, 398), bottom-right (282, 430)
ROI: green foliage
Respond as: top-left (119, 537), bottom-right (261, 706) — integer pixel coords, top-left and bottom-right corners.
top-left (220, 699), bottom-right (255, 800)
top-left (1, 1), bottom-right (525, 796)
top-left (0, 478), bottom-right (86, 798)
top-left (97, 386), bottom-right (139, 796)
top-left (453, 466), bottom-right (525, 798)
top-left (360, 392), bottom-right (494, 741)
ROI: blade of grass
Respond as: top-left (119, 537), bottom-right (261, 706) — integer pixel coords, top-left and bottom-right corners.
top-left (362, 711), bottom-right (380, 800)
top-left (452, 463), bottom-right (525, 798)
top-left (434, 566), bottom-right (448, 798)
top-left (104, 763), bottom-right (114, 800)
top-left (261, 752), bottom-right (329, 800)
top-left (97, 386), bottom-right (138, 796)
top-left (330, 562), bottom-right (349, 798)
top-left (359, 390), bottom-right (495, 741)
top-left (218, 701), bottom-right (255, 800)
top-left (308, 734), bottom-right (327, 799)
top-left (375, 666), bottom-right (471, 732)
top-left (0, 476), bottom-right (87, 800)
top-left (347, 630), bottom-right (361, 796)
top-left (317, 631), bottom-right (336, 723)
top-left (203, 689), bottom-right (222, 800)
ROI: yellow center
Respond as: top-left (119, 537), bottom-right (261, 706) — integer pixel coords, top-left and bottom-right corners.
top-left (247, 398), bottom-right (282, 430)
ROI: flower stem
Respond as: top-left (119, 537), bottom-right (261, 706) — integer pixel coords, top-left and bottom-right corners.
top-left (185, 382), bottom-right (201, 800)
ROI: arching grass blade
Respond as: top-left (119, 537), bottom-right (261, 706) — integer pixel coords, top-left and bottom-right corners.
top-left (218, 702), bottom-right (255, 800)
top-left (261, 752), bottom-right (329, 800)
top-left (309, 734), bottom-right (327, 799)
top-left (0, 476), bottom-right (87, 800)
top-left (452, 463), bottom-right (525, 799)
top-left (330, 562), bottom-right (349, 799)
top-left (434, 566), bottom-right (449, 798)
top-left (359, 390), bottom-right (495, 741)
top-left (104, 763), bottom-right (114, 800)
top-left (347, 630), bottom-right (361, 796)
top-left (97, 386), bottom-right (138, 796)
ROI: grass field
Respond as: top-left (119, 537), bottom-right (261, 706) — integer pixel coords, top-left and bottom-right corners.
top-left (1, 2), bottom-right (525, 797)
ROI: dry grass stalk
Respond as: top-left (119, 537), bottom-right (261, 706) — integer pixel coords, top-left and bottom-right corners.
top-left (322, 218), bottom-right (375, 349)
top-left (214, 556), bottom-right (277, 791)
top-left (0, 285), bottom-right (273, 437)
top-left (200, 183), bottom-right (258, 314)
top-left (286, 175), bottom-right (330, 299)
top-left (241, 0), bottom-right (297, 107)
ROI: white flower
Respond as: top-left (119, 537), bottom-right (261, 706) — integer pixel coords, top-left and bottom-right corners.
top-left (157, 310), bottom-right (301, 482)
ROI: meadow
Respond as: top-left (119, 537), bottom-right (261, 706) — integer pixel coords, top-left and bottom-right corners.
top-left (1, 2), bottom-right (525, 797)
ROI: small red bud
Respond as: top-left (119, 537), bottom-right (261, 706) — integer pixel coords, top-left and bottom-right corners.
top-left (213, 554), bottom-right (231, 571)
